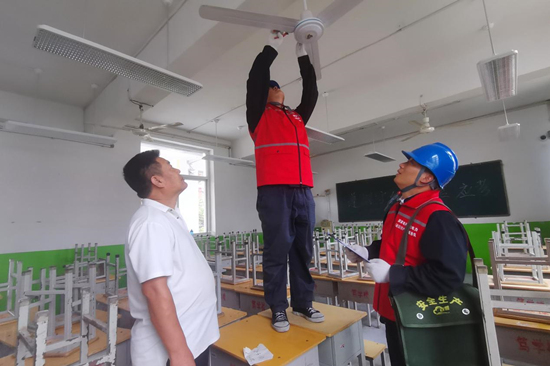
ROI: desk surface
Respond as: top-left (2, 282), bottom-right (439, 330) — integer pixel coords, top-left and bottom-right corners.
top-left (258, 302), bottom-right (366, 337)
top-left (0, 310), bottom-right (130, 366)
top-left (233, 283), bottom-right (290, 297)
top-left (311, 273), bottom-right (338, 282)
top-left (337, 276), bottom-right (375, 285)
top-left (489, 275), bottom-right (550, 292)
top-left (226, 265), bottom-right (263, 272)
top-left (213, 315), bottom-right (325, 366)
top-left (310, 273), bottom-right (374, 285)
top-left (494, 316), bottom-right (550, 333)
top-left (96, 293), bottom-right (130, 312)
top-left (503, 265), bottom-right (550, 274)
top-left (218, 307), bottom-right (247, 328)
top-left (221, 281), bottom-right (253, 291)
top-left (318, 258), bottom-right (358, 268)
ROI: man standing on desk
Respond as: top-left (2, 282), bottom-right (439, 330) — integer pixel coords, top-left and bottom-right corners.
top-left (247, 31), bottom-right (324, 332)
top-left (123, 150), bottom-right (219, 366)
top-left (346, 143), bottom-right (468, 366)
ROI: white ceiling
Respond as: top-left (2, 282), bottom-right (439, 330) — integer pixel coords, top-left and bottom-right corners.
top-left (140, 0), bottom-right (550, 142)
top-left (0, 0), bottom-right (185, 107)
top-left (1, 0), bottom-right (550, 146)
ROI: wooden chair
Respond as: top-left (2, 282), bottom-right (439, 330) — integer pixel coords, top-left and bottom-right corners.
top-left (364, 340), bottom-right (387, 366)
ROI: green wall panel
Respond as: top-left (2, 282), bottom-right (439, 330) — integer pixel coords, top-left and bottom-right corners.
top-left (0, 221), bottom-right (546, 311)
top-left (0, 244), bottom-right (125, 311)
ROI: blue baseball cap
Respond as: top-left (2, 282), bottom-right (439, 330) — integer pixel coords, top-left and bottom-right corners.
top-left (269, 80), bottom-right (280, 89)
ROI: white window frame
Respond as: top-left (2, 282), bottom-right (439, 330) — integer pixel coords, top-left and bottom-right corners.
top-left (141, 138), bottom-right (213, 234)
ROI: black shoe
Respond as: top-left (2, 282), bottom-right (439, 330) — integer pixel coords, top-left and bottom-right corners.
top-left (292, 307), bottom-right (325, 323)
top-left (271, 310), bottom-right (290, 332)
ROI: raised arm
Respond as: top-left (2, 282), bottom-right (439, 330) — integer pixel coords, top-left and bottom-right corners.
top-left (294, 43), bottom-right (319, 125)
top-left (246, 33), bottom-right (282, 133)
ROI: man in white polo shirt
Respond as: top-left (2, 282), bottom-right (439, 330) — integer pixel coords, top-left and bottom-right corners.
top-left (123, 150), bottom-right (219, 366)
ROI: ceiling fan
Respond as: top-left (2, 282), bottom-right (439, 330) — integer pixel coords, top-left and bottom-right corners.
top-left (123, 101), bottom-right (183, 141)
top-left (124, 122), bottom-right (183, 141)
top-left (401, 101), bottom-right (475, 142)
top-left (401, 105), bottom-right (434, 142)
top-left (199, 0), bottom-right (364, 80)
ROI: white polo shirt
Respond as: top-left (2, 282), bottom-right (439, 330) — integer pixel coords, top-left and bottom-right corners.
top-left (125, 199), bottom-right (219, 366)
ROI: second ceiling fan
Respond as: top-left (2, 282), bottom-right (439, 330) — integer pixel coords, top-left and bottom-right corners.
top-left (199, 0), bottom-right (363, 80)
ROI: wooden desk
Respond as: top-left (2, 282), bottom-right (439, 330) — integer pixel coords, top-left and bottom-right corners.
top-left (337, 277), bottom-right (378, 328)
top-left (489, 276), bottom-right (550, 306)
top-left (233, 284), bottom-right (291, 316)
top-left (211, 315), bottom-right (325, 366)
top-left (218, 307), bottom-right (247, 328)
top-left (258, 302), bottom-right (367, 366)
top-left (489, 275), bottom-right (550, 292)
top-left (233, 285), bottom-right (270, 315)
top-left (494, 316), bottom-right (550, 366)
top-left (311, 274), bottom-right (339, 305)
top-left (0, 310), bottom-right (131, 366)
top-left (96, 293), bottom-right (134, 329)
top-left (220, 281), bottom-right (251, 310)
top-left (96, 293), bottom-right (129, 312)
top-left (337, 277), bottom-right (375, 304)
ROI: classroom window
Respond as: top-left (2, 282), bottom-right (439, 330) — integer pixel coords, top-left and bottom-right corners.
top-left (141, 141), bottom-right (210, 233)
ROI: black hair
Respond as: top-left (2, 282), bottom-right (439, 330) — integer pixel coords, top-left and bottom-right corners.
top-left (123, 150), bottom-right (162, 198)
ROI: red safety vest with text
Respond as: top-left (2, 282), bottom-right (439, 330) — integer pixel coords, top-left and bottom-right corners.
top-left (250, 103), bottom-right (313, 187)
top-left (374, 190), bottom-right (450, 321)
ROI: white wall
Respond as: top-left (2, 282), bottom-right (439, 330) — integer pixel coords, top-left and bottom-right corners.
top-left (311, 103), bottom-right (550, 225)
top-left (0, 92), bottom-right (260, 253)
top-left (212, 160), bottom-right (261, 234)
top-left (0, 89), bottom-right (83, 131)
top-left (0, 130), bottom-right (140, 254)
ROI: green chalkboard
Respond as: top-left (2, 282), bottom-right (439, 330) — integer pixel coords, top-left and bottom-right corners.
top-left (336, 160), bottom-right (510, 221)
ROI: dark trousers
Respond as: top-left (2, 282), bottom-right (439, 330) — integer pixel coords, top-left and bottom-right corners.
top-left (166, 346), bottom-right (210, 366)
top-left (381, 317), bottom-right (406, 366)
top-left (256, 185), bottom-right (316, 312)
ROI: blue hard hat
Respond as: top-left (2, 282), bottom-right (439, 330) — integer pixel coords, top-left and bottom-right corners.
top-left (402, 142), bottom-right (459, 188)
top-left (269, 80), bottom-right (280, 89)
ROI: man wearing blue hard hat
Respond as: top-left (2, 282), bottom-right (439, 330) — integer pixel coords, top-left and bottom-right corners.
top-left (346, 142), bottom-right (469, 366)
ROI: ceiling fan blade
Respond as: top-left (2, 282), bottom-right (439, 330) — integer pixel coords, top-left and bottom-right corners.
top-left (408, 120), bottom-right (422, 127)
top-left (199, 5), bottom-right (298, 33)
top-left (147, 124), bottom-right (169, 131)
top-left (317, 0), bottom-right (363, 27)
top-left (123, 124), bottom-right (139, 129)
top-left (401, 132), bottom-right (420, 142)
top-left (305, 41), bottom-right (322, 80)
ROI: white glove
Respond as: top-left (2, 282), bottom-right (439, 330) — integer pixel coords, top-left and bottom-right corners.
top-left (344, 244), bottom-right (369, 263)
top-left (296, 42), bottom-right (307, 57)
top-left (268, 31), bottom-right (284, 51)
top-left (365, 259), bottom-right (391, 283)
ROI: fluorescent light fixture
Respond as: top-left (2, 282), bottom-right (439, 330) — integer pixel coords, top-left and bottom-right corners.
top-left (203, 154), bottom-right (255, 168)
top-left (364, 151), bottom-right (395, 162)
top-left (305, 125), bottom-right (345, 144)
top-left (2, 120), bottom-right (116, 147)
top-left (498, 123), bottom-right (520, 141)
top-left (33, 25), bottom-right (202, 97)
top-left (477, 50), bottom-right (518, 102)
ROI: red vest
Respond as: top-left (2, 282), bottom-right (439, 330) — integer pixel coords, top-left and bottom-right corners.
top-left (374, 190), bottom-right (450, 321)
top-left (250, 104), bottom-right (313, 187)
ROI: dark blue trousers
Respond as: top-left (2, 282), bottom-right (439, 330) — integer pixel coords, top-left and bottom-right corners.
top-left (256, 185), bottom-right (316, 312)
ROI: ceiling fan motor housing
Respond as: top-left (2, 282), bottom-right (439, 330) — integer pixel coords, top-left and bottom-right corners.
top-left (294, 11), bottom-right (324, 43)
